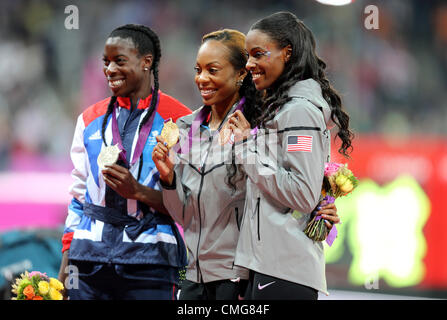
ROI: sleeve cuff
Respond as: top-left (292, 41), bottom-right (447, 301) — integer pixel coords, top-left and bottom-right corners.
top-left (160, 172), bottom-right (177, 190)
top-left (61, 232), bottom-right (74, 253)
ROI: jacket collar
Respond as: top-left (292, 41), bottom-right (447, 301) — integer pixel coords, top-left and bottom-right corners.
top-left (116, 90), bottom-right (160, 110)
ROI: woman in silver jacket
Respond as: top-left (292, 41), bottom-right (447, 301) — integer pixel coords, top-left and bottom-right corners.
top-left (227, 12), bottom-right (354, 299)
top-left (152, 28), bottom-right (340, 300)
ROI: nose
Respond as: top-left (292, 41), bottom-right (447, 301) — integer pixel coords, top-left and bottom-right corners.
top-left (246, 56), bottom-right (256, 70)
top-left (104, 61), bottom-right (118, 76)
top-left (195, 71), bottom-right (210, 85)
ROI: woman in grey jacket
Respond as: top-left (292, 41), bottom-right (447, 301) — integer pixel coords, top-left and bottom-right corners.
top-left (152, 28), bottom-right (340, 300)
top-left (228, 12), bottom-right (354, 299)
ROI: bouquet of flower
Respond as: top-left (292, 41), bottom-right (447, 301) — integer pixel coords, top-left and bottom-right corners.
top-left (11, 271), bottom-right (65, 300)
top-left (303, 162), bottom-right (358, 245)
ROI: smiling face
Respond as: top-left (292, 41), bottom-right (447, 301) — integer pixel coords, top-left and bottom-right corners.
top-left (245, 29), bottom-right (290, 91)
top-left (194, 40), bottom-right (245, 111)
top-left (102, 37), bottom-right (152, 99)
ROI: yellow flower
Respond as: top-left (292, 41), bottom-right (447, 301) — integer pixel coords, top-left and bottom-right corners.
top-left (49, 287), bottom-right (63, 300)
top-left (339, 179), bottom-right (354, 193)
top-left (335, 175), bottom-right (348, 187)
top-left (335, 175), bottom-right (354, 194)
top-left (38, 281), bottom-right (50, 295)
top-left (49, 277), bottom-right (64, 291)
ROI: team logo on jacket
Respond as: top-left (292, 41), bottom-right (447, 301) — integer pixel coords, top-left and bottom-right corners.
top-left (88, 129), bottom-right (102, 140)
top-left (287, 135), bottom-right (313, 152)
top-left (147, 130), bottom-right (158, 145)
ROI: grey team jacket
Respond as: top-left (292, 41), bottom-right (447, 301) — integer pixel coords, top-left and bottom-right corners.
top-left (161, 101), bottom-right (249, 283)
top-left (234, 79), bottom-right (332, 295)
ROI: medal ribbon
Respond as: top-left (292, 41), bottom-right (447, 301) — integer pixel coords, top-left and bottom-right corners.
top-left (111, 91), bottom-right (160, 165)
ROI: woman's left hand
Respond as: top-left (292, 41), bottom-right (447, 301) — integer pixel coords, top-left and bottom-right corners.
top-left (316, 201), bottom-right (340, 230)
top-left (102, 164), bottom-right (142, 200)
top-left (227, 110), bottom-right (251, 143)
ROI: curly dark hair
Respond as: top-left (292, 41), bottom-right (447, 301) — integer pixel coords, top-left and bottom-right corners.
top-left (250, 12), bottom-right (354, 157)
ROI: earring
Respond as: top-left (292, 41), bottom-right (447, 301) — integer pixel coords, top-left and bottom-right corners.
top-left (236, 79), bottom-right (243, 87)
top-left (144, 67), bottom-right (149, 71)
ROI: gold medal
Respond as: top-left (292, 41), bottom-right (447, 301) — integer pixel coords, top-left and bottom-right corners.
top-left (97, 144), bottom-right (121, 170)
top-left (161, 119), bottom-right (180, 148)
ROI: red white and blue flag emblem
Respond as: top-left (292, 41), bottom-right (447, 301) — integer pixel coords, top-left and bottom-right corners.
top-left (287, 135), bottom-right (313, 152)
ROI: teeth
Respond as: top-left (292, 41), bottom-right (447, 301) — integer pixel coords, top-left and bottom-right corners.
top-left (201, 89), bottom-right (216, 95)
top-left (109, 80), bottom-right (124, 87)
top-left (252, 73), bottom-right (262, 80)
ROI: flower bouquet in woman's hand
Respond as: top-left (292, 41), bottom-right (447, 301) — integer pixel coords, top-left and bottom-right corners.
top-left (303, 162), bottom-right (358, 245)
top-left (11, 271), bottom-right (65, 300)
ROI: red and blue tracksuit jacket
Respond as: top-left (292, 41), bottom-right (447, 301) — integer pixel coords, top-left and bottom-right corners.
top-left (62, 90), bottom-right (191, 283)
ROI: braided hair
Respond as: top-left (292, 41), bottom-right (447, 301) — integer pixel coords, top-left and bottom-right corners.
top-left (101, 24), bottom-right (162, 147)
top-left (201, 29), bottom-right (263, 191)
top-left (250, 12), bottom-right (353, 157)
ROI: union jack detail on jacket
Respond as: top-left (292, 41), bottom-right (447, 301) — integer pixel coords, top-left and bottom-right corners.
top-left (62, 91), bottom-right (191, 271)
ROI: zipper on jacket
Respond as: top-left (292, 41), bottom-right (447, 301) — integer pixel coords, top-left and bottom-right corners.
top-left (193, 111), bottom-right (233, 282)
top-left (235, 207), bottom-right (240, 231)
top-left (256, 197), bottom-right (260, 241)
top-left (181, 183), bottom-right (192, 221)
top-left (195, 167), bottom-right (205, 282)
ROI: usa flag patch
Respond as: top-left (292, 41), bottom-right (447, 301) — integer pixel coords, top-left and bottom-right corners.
top-left (287, 135), bottom-right (312, 152)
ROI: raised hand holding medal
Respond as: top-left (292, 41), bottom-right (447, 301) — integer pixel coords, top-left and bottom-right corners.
top-left (225, 109), bottom-right (251, 144)
top-left (218, 121), bottom-right (233, 145)
top-left (160, 118), bottom-right (180, 148)
top-left (152, 118), bottom-right (179, 186)
top-left (218, 97), bottom-right (247, 145)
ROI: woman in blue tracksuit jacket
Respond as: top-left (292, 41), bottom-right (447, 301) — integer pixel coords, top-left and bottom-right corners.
top-left (58, 24), bottom-right (191, 300)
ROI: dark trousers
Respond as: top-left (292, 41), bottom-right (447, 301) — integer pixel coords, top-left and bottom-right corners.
top-left (68, 262), bottom-right (178, 300)
top-left (243, 270), bottom-right (318, 300)
top-left (179, 279), bottom-right (248, 300)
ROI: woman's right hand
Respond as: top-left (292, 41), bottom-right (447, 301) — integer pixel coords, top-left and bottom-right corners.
top-left (152, 136), bottom-right (175, 186)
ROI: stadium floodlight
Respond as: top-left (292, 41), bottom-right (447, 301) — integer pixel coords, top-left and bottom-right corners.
top-left (315, 0), bottom-right (354, 6)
